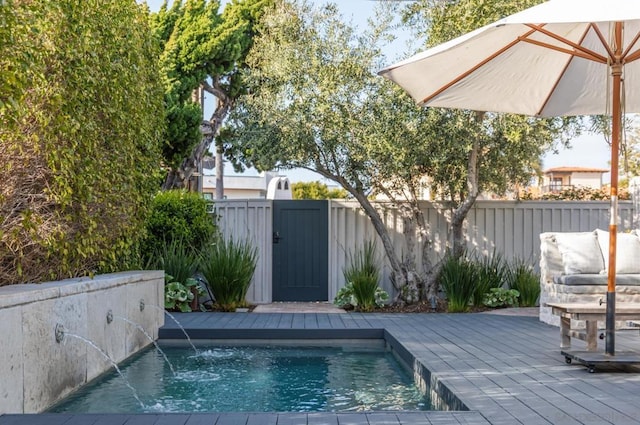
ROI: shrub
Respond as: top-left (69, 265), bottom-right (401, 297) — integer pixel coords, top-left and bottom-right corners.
top-left (142, 190), bottom-right (217, 262)
top-left (507, 258), bottom-right (540, 307)
top-left (439, 254), bottom-right (477, 313)
top-left (472, 251), bottom-right (509, 307)
top-left (0, 1), bottom-right (164, 284)
top-left (340, 240), bottom-right (385, 312)
top-left (147, 239), bottom-right (202, 312)
top-left (483, 287), bottom-right (520, 308)
top-left (200, 237), bottom-right (258, 311)
top-left (334, 283), bottom-right (389, 310)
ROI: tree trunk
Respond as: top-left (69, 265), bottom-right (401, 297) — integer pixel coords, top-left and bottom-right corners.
top-left (163, 79), bottom-right (232, 191)
top-left (215, 140), bottom-right (224, 200)
top-left (325, 175), bottom-right (424, 304)
top-left (451, 111), bottom-right (484, 257)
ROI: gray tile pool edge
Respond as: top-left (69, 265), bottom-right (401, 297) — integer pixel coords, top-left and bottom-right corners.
top-left (384, 330), bottom-right (468, 413)
top-left (0, 411), bottom-right (491, 424)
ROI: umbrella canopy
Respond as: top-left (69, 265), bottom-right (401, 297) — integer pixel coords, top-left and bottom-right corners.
top-left (379, 0), bottom-right (640, 355)
top-left (380, 0), bottom-right (640, 116)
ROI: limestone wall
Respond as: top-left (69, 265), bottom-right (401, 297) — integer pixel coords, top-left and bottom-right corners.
top-left (0, 271), bottom-right (164, 413)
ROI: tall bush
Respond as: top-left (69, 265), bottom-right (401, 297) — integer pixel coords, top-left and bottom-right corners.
top-left (142, 190), bottom-right (217, 261)
top-left (0, 0), bottom-right (164, 284)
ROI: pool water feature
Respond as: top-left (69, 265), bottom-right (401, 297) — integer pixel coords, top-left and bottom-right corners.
top-left (49, 344), bottom-right (430, 413)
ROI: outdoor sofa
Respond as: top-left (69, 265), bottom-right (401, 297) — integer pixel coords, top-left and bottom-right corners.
top-left (539, 229), bottom-right (640, 326)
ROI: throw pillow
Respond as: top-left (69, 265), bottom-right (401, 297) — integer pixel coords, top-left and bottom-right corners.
top-left (595, 229), bottom-right (640, 274)
top-left (554, 232), bottom-right (604, 275)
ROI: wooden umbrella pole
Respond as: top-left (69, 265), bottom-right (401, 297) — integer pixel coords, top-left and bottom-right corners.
top-left (606, 22), bottom-right (623, 356)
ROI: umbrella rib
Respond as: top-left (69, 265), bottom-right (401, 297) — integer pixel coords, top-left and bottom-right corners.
top-left (627, 49), bottom-right (640, 63)
top-left (525, 24), bottom-right (608, 64)
top-left (591, 23), bottom-right (616, 60)
top-left (535, 27), bottom-right (593, 116)
top-left (622, 30), bottom-right (640, 63)
top-left (520, 38), bottom-right (607, 63)
top-left (419, 28), bottom-right (538, 105)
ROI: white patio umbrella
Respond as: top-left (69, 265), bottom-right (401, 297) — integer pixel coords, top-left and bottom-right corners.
top-left (379, 0), bottom-right (640, 356)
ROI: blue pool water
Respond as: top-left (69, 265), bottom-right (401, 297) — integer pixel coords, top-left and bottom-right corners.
top-left (50, 344), bottom-right (429, 413)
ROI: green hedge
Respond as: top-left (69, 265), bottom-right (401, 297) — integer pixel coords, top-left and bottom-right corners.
top-left (142, 190), bottom-right (217, 261)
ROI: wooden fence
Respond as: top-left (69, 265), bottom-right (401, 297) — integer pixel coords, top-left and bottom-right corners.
top-left (213, 199), bottom-right (635, 303)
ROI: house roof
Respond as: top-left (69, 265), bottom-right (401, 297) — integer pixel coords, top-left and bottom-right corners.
top-left (543, 166), bottom-right (609, 174)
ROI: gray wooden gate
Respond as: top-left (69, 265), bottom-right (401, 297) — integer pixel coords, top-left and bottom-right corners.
top-left (272, 200), bottom-right (328, 301)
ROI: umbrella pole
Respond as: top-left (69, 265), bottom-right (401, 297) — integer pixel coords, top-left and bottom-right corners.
top-left (605, 22), bottom-right (623, 356)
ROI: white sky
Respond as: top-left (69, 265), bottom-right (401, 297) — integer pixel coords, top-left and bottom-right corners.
top-left (142, 0), bottom-right (614, 183)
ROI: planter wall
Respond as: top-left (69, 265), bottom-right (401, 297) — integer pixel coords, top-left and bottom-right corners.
top-left (0, 270), bottom-right (164, 414)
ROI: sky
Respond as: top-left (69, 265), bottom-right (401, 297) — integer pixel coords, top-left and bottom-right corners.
top-left (142, 0), bottom-right (614, 183)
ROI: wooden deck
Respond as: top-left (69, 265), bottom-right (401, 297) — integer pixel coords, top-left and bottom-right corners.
top-left (3, 311), bottom-right (640, 424)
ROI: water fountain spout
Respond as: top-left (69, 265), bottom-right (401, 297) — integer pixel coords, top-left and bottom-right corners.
top-left (54, 323), bottom-right (146, 410)
top-left (108, 311), bottom-right (177, 375)
top-left (147, 304), bottom-right (198, 355)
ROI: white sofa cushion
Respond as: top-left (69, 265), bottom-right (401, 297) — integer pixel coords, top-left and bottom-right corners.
top-left (554, 231), bottom-right (604, 275)
top-left (595, 229), bottom-right (640, 274)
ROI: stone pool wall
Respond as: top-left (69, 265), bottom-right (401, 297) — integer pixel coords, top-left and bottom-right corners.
top-left (0, 271), bottom-right (164, 414)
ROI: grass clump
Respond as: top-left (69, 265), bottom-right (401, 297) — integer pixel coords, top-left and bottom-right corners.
top-left (439, 254), bottom-right (477, 313)
top-left (472, 251), bottom-right (509, 306)
top-left (336, 240), bottom-right (388, 311)
top-left (507, 258), bottom-right (540, 307)
top-left (200, 237), bottom-right (258, 311)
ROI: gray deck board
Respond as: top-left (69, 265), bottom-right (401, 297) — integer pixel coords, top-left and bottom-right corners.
top-left (5, 311), bottom-right (640, 424)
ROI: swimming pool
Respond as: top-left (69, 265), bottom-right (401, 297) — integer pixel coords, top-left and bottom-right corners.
top-left (49, 344), bottom-right (430, 413)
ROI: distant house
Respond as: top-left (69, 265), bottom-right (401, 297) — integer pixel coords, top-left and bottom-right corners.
top-left (541, 166), bottom-right (608, 193)
top-left (201, 170), bottom-right (292, 200)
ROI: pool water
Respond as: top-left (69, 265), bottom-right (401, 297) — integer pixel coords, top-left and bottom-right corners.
top-left (50, 344), bottom-right (430, 413)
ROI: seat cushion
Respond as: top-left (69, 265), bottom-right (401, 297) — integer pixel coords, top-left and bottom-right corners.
top-left (554, 274), bottom-right (640, 286)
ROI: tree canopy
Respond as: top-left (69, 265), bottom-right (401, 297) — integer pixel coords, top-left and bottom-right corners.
top-left (149, 0), bottom-right (274, 192)
top-left (292, 182), bottom-right (348, 200)
top-left (225, 0), bottom-right (580, 302)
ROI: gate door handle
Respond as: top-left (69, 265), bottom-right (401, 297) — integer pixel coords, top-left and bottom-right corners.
top-left (273, 231), bottom-right (282, 243)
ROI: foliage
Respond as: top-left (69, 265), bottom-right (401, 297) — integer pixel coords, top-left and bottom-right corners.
top-left (471, 251), bottom-right (509, 306)
top-left (226, 0), bottom-right (580, 302)
top-left (507, 258), bottom-right (540, 307)
top-left (149, 238), bottom-right (200, 285)
top-left (334, 283), bottom-right (389, 311)
top-left (399, 0), bottom-right (581, 260)
top-left (292, 181), bottom-right (348, 200)
top-left (142, 190), bottom-right (218, 262)
top-left (149, 0), bottom-right (275, 189)
top-left (482, 288), bottom-right (520, 308)
top-left (200, 237), bottom-right (258, 311)
top-left (0, 0), bottom-right (164, 284)
top-left (340, 240), bottom-right (387, 311)
top-left (165, 275), bottom-right (203, 312)
top-left (438, 254), bottom-right (477, 313)
top-left (226, 0), bottom-right (437, 302)
top-left (520, 186), bottom-right (630, 201)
